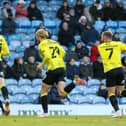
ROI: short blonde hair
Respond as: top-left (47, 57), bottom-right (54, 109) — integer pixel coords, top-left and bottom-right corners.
top-left (36, 29), bottom-right (49, 40)
top-left (101, 30), bottom-right (113, 39)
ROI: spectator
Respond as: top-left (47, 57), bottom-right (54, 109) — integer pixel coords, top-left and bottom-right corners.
top-left (112, 32), bottom-right (120, 41)
top-left (14, 0), bottom-right (28, 19)
top-left (24, 56), bottom-right (41, 80)
top-left (1, 1), bottom-right (15, 19)
top-left (93, 55), bottom-right (105, 80)
top-left (79, 56), bottom-right (93, 80)
top-left (81, 22), bottom-right (100, 45)
top-left (74, 0), bottom-right (85, 20)
top-left (114, 1), bottom-right (126, 20)
top-left (11, 57), bottom-right (26, 80)
top-left (75, 42), bottom-right (89, 59)
top-left (58, 21), bottom-right (75, 47)
top-left (48, 85), bottom-right (64, 104)
top-left (27, 0), bottom-right (43, 21)
top-left (24, 41), bottom-right (41, 62)
top-left (1, 61), bottom-right (13, 79)
top-left (89, 0), bottom-right (102, 21)
top-left (101, 0), bottom-right (114, 21)
top-left (66, 58), bottom-right (80, 80)
top-left (2, 13), bottom-right (16, 35)
top-left (65, 46), bottom-right (79, 61)
top-left (97, 83), bottom-right (108, 99)
top-left (76, 16), bottom-right (87, 35)
top-left (90, 41), bottom-right (99, 62)
top-left (56, 0), bottom-right (70, 20)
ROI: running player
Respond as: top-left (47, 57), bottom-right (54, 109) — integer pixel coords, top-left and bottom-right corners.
top-left (36, 29), bottom-right (85, 117)
top-left (98, 31), bottom-right (126, 117)
top-left (0, 35), bottom-right (10, 115)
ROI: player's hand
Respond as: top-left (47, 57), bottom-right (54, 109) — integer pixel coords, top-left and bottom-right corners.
top-left (37, 64), bottom-right (42, 71)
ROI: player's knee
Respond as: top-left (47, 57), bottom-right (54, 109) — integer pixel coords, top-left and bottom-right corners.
top-left (58, 90), bottom-right (67, 97)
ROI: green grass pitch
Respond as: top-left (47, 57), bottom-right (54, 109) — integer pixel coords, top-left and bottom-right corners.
top-left (0, 116), bottom-right (125, 126)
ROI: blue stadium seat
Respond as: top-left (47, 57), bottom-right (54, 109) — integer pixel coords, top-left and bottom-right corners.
top-left (119, 98), bottom-right (126, 104)
top-left (18, 79), bottom-right (32, 86)
top-left (84, 88), bottom-right (97, 96)
top-left (9, 52), bottom-right (20, 61)
top-left (29, 94), bottom-right (39, 104)
top-left (94, 20), bottom-right (105, 32)
top-left (31, 20), bottom-right (43, 28)
top-left (92, 96), bottom-right (106, 104)
top-left (22, 41), bottom-right (31, 48)
top-left (74, 35), bottom-right (81, 42)
top-left (18, 19), bottom-right (31, 28)
top-left (32, 79), bottom-right (42, 87)
top-left (119, 21), bottom-right (126, 28)
top-left (15, 46), bottom-right (25, 53)
top-left (0, 20), bottom-right (2, 27)
top-left (69, 87), bottom-right (83, 96)
top-left (9, 40), bottom-right (21, 49)
top-left (12, 94), bottom-right (26, 103)
top-left (20, 85), bottom-right (32, 93)
top-left (12, 88), bottom-right (26, 95)
top-left (0, 96), bottom-right (4, 102)
top-left (78, 96), bottom-right (92, 104)
top-left (7, 85), bottom-right (18, 94)
top-left (27, 88), bottom-right (40, 95)
top-left (87, 79), bottom-right (101, 87)
top-left (5, 79), bottom-right (18, 86)
top-left (21, 96), bottom-right (33, 104)
top-left (7, 61), bottom-right (14, 67)
top-left (44, 19), bottom-right (57, 29)
top-left (7, 34), bottom-right (21, 42)
top-left (106, 21), bottom-right (118, 29)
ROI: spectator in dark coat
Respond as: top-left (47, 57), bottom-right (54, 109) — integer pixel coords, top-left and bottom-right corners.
top-left (97, 83), bottom-right (108, 99)
top-left (112, 32), bottom-right (120, 41)
top-left (24, 41), bottom-right (41, 62)
top-left (101, 0), bottom-right (114, 21)
top-left (79, 56), bottom-right (93, 80)
top-left (114, 1), bottom-right (126, 20)
top-left (90, 41), bottom-right (99, 62)
top-left (81, 23), bottom-right (100, 45)
top-left (65, 46), bottom-right (79, 61)
top-left (24, 56), bottom-right (41, 80)
top-left (66, 58), bottom-right (80, 80)
top-left (2, 13), bottom-right (16, 35)
top-left (58, 21), bottom-right (75, 47)
top-left (93, 55), bottom-right (105, 80)
top-left (27, 1), bottom-right (43, 21)
top-left (48, 85), bottom-right (63, 104)
top-left (89, 0), bottom-right (102, 20)
top-left (1, 61), bottom-right (13, 78)
top-left (74, 0), bottom-right (85, 20)
top-left (75, 42), bottom-right (89, 59)
top-left (56, 0), bottom-right (70, 20)
top-left (11, 57), bottom-right (26, 80)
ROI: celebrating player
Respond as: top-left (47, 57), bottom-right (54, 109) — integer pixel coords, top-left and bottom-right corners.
top-left (98, 31), bottom-right (126, 117)
top-left (0, 35), bottom-right (10, 115)
top-left (36, 29), bottom-right (85, 117)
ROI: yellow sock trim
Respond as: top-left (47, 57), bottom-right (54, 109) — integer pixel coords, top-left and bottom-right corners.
top-left (41, 93), bottom-right (47, 97)
top-left (0, 84), bottom-right (5, 89)
top-left (63, 91), bottom-right (68, 96)
top-left (109, 93), bottom-right (115, 97)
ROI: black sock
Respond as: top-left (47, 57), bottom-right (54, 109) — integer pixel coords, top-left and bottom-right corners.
top-left (121, 90), bottom-right (126, 97)
top-left (0, 100), bottom-right (4, 113)
top-left (1, 86), bottom-right (9, 100)
top-left (41, 95), bottom-right (48, 113)
top-left (64, 83), bottom-right (75, 94)
top-left (109, 95), bottom-right (119, 111)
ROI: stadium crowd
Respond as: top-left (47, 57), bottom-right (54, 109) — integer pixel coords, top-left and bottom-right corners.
top-left (0, 0), bottom-right (126, 105)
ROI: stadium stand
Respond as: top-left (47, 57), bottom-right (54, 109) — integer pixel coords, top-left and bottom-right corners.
top-left (0, 0), bottom-right (126, 106)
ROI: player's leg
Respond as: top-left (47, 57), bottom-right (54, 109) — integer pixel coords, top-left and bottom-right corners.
top-left (39, 83), bottom-right (51, 116)
top-left (117, 85), bottom-right (126, 97)
top-left (0, 100), bottom-right (5, 114)
top-left (0, 76), bottom-right (10, 115)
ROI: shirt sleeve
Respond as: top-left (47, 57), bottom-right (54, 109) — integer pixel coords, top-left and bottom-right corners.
top-left (119, 42), bottom-right (126, 52)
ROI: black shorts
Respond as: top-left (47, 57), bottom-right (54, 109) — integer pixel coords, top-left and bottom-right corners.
top-left (0, 62), bottom-right (4, 77)
top-left (105, 67), bottom-right (124, 87)
top-left (43, 68), bottom-right (66, 85)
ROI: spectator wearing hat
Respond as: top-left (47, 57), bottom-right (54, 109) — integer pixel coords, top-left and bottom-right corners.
top-left (2, 13), bottom-right (16, 35)
top-left (112, 32), bottom-right (120, 41)
top-left (14, 0), bottom-right (28, 19)
top-left (56, 0), bottom-right (70, 20)
top-left (1, 1), bottom-right (15, 19)
top-left (24, 41), bottom-right (41, 62)
top-left (27, 0), bottom-right (43, 21)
